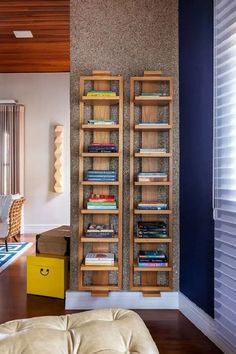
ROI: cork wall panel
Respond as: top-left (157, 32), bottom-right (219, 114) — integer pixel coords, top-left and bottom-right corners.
top-left (70, 0), bottom-right (179, 291)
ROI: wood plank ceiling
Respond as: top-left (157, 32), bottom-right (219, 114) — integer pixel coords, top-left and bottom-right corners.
top-left (0, 1), bottom-right (70, 73)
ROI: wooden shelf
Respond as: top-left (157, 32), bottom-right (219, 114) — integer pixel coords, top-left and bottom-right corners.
top-left (82, 75), bottom-right (122, 81)
top-left (134, 209), bottom-right (172, 215)
top-left (133, 262), bottom-right (172, 272)
top-left (135, 153), bottom-right (171, 158)
top-left (80, 285), bottom-right (119, 291)
top-left (82, 96), bottom-right (120, 105)
top-left (130, 71), bottom-right (173, 295)
top-left (81, 181), bottom-right (119, 186)
top-left (81, 261), bottom-right (118, 271)
top-left (135, 124), bottom-right (171, 130)
top-left (134, 238), bottom-right (172, 243)
top-left (81, 209), bottom-right (119, 214)
top-left (134, 96), bottom-right (171, 105)
top-left (82, 124), bottom-right (120, 130)
top-left (81, 237), bottom-right (119, 243)
top-left (134, 181), bottom-right (170, 186)
top-left (130, 286), bottom-right (172, 292)
top-left (79, 71), bottom-right (123, 295)
top-left (81, 152), bottom-right (120, 157)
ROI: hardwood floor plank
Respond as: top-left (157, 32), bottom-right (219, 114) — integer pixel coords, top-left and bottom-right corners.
top-left (0, 234), bottom-right (222, 353)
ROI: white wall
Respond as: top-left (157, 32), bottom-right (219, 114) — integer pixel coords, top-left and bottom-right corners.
top-left (0, 73), bottom-right (70, 232)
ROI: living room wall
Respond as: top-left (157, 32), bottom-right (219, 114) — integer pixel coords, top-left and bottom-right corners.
top-left (0, 73), bottom-right (70, 232)
top-left (70, 0), bottom-right (179, 291)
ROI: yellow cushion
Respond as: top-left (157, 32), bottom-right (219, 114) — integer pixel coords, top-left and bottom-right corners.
top-left (0, 309), bottom-right (159, 354)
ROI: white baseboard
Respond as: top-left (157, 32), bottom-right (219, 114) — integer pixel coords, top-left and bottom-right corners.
top-left (65, 290), bottom-right (179, 310)
top-left (24, 224), bottom-right (62, 234)
top-left (179, 292), bottom-right (235, 354)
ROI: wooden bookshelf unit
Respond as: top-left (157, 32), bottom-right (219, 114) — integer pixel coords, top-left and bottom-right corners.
top-left (78, 71), bottom-right (123, 296)
top-left (129, 71), bottom-right (173, 296)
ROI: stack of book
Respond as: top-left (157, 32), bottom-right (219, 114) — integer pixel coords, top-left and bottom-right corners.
top-left (87, 194), bottom-right (117, 210)
top-left (88, 119), bottom-right (116, 125)
top-left (138, 201), bottom-right (167, 210)
top-left (137, 172), bottom-right (167, 182)
top-left (87, 90), bottom-right (116, 97)
top-left (85, 223), bottom-right (115, 238)
top-left (137, 221), bottom-right (167, 238)
top-left (88, 143), bottom-right (117, 153)
top-left (139, 148), bottom-right (167, 154)
top-left (86, 170), bottom-right (117, 182)
top-left (138, 250), bottom-right (168, 267)
top-left (85, 252), bottom-right (115, 266)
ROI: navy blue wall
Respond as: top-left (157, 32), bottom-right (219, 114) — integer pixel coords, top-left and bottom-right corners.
top-left (179, 0), bottom-right (214, 317)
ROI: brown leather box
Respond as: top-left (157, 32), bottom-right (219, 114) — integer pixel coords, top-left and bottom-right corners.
top-left (36, 225), bottom-right (70, 256)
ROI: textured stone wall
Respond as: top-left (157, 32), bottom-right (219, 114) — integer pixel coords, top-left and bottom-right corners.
top-left (70, 0), bottom-right (179, 291)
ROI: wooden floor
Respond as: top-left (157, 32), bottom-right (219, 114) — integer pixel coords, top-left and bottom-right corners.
top-left (0, 235), bottom-right (222, 354)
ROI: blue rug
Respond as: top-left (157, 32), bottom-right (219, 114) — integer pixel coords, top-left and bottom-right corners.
top-left (0, 242), bottom-right (33, 273)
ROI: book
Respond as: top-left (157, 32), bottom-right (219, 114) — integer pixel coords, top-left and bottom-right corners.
top-left (87, 224), bottom-right (114, 231)
top-left (89, 143), bottom-right (116, 147)
top-left (85, 224), bottom-right (115, 237)
top-left (87, 205), bottom-right (117, 209)
top-left (85, 252), bottom-right (115, 265)
top-left (141, 92), bottom-right (163, 96)
top-left (88, 194), bottom-right (115, 202)
top-left (85, 261), bottom-right (114, 266)
top-left (138, 202), bottom-right (168, 210)
top-left (87, 91), bottom-right (116, 97)
top-left (137, 172), bottom-right (168, 182)
top-left (87, 170), bottom-right (116, 175)
top-left (139, 250), bottom-right (167, 259)
top-left (137, 177), bottom-right (168, 182)
top-left (87, 201), bottom-right (116, 205)
top-left (88, 119), bottom-right (116, 125)
top-left (85, 232), bottom-right (114, 238)
top-left (138, 257), bottom-right (167, 262)
top-left (87, 170), bottom-right (117, 181)
top-left (139, 148), bottom-right (167, 153)
top-left (137, 221), bottom-right (167, 229)
top-left (138, 262), bottom-right (168, 267)
top-left (88, 143), bottom-right (118, 153)
top-left (85, 253), bottom-right (114, 259)
top-left (88, 147), bottom-right (118, 152)
top-left (138, 121), bottom-right (167, 125)
top-left (138, 172), bottom-right (167, 176)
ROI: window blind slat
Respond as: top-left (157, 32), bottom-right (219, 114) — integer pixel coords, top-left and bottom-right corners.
top-left (215, 269), bottom-right (236, 291)
top-left (215, 319), bottom-right (236, 349)
top-left (215, 260), bottom-right (236, 281)
top-left (215, 278), bottom-right (236, 300)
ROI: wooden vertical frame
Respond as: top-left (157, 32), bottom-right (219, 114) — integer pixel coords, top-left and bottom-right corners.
top-left (78, 71), bottom-right (123, 295)
top-left (130, 71), bottom-right (174, 295)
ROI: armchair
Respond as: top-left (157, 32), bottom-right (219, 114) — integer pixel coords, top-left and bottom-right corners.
top-left (0, 195), bottom-right (25, 252)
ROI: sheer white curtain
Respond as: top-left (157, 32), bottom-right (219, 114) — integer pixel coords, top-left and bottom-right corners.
top-left (214, 0), bottom-right (236, 349)
top-left (0, 104), bottom-right (24, 195)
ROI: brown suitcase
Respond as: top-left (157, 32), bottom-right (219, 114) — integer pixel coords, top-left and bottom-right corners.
top-left (36, 225), bottom-right (70, 256)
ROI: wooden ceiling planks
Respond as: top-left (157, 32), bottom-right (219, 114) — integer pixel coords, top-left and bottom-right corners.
top-left (0, 0), bottom-right (70, 73)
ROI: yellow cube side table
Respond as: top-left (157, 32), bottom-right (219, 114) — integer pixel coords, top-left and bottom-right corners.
top-left (27, 255), bottom-right (68, 299)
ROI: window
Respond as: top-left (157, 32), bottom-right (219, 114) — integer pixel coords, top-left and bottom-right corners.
top-left (214, 0), bottom-right (236, 348)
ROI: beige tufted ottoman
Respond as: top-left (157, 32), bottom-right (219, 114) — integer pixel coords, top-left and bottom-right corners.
top-left (0, 308), bottom-right (159, 354)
